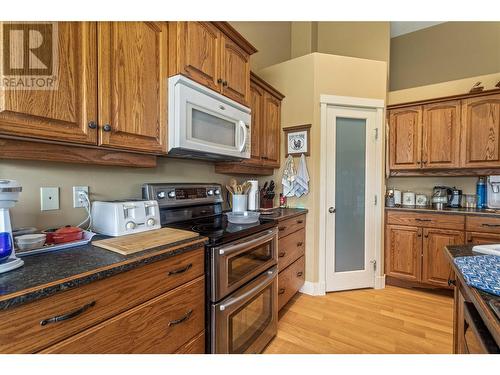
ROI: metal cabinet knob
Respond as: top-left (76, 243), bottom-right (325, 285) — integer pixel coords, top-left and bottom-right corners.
top-left (103, 124), bottom-right (112, 132)
top-left (328, 207), bottom-right (336, 213)
top-left (88, 121), bottom-right (97, 129)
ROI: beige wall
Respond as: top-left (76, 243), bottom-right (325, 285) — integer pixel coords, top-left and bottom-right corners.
top-left (258, 53), bottom-right (387, 283)
top-left (2, 158), bottom-right (238, 230)
top-left (390, 22), bottom-right (500, 91)
top-left (230, 22), bottom-right (291, 71)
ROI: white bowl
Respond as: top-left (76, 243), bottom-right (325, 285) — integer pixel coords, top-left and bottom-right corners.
top-left (226, 211), bottom-right (260, 224)
top-left (15, 234), bottom-right (46, 250)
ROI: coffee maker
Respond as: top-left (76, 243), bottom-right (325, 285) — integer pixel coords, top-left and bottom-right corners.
top-left (0, 179), bottom-right (24, 274)
top-left (487, 176), bottom-right (500, 208)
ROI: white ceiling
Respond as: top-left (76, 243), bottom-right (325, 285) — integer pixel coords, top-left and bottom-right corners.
top-left (390, 22), bottom-right (445, 38)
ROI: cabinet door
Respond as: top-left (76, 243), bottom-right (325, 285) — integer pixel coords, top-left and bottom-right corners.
top-left (262, 92), bottom-right (281, 167)
top-left (422, 101), bottom-right (461, 169)
top-left (173, 22), bottom-right (221, 92)
top-left (461, 94), bottom-right (500, 168)
top-left (0, 22), bottom-right (97, 145)
top-left (98, 22), bottom-right (167, 153)
top-left (220, 35), bottom-right (251, 106)
top-left (422, 228), bottom-right (463, 287)
top-left (465, 231), bottom-right (500, 245)
top-left (388, 106), bottom-right (422, 170)
top-left (385, 225), bottom-right (421, 281)
top-left (248, 81), bottom-right (264, 163)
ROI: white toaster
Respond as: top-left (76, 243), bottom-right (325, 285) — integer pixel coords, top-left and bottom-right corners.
top-left (91, 200), bottom-right (161, 236)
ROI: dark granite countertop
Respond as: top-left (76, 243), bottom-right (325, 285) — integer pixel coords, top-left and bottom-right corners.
top-left (260, 207), bottom-right (308, 221)
top-left (386, 206), bottom-right (500, 217)
top-left (0, 234), bottom-right (206, 311)
top-left (444, 245), bottom-right (500, 346)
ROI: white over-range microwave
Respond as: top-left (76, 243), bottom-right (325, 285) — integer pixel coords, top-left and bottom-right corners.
top-left (168, 75), bottom-right (251, 161)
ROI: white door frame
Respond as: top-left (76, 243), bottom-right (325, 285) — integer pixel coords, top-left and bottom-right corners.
top-left (318, 95), bottom-right (385, 294)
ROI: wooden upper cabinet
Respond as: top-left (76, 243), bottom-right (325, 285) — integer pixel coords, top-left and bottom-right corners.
top-left (461, 94), bottom-right (500, 168)
top-left (0, 22), bottom-right (97, 145)
top-left (422, 228), bottom-right (462, 288)
top-left (385, 225), bottom-right (421, 282)
top-left (249, 81), bottom-right (264, 161)
top-left (170, 22), bottom-right (220, 92)
top-left (220, 35), bottom-right (250, 106)
top-left (422, 100), bottom-right (461, 169)
top-left (262, 92), bottom-right (281, 167)
top-left (389, 106), bottom-right (422, 170)
top-left (98, 22), bottom-right (167, 154)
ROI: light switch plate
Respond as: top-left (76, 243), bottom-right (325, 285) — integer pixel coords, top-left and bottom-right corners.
top-left (40, 187), bottom-right (59, 211)
top-left (73, 186), bottom-right (89, 208)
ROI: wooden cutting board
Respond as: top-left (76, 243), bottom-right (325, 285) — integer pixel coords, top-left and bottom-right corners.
top-left (92, 228), bottom-right (200, 255)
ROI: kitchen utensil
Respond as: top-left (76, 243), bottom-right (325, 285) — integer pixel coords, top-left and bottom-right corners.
top-left (431, 186), bottom-right (452, 209)
top-left (17, 230), bottom-right (96, 257)
top-left (225, 211), bottom-right (261, 224)
top-left (402, 191), bottom-right (416, 206)
top-left (53, 226), bottom-right (83, 244)
top-left (92, 227), bottom-right (198, 255)
top-left (487, 176), bottom-right (500, 208)
top-left (232, 194), bottom-right (248, 212)
top-left (415, 193), bottom-right (428, 207)
top-left (14, 234), bottom-right (46, 251)
top-left (0, 179), bottom-right (24, 273)
top-left (92, 200), bottom-right (160, 236)
top-left (449, 187), bottom-right (463, 208)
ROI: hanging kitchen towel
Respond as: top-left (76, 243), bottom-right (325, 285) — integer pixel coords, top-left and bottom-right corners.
top-left (282, 155), bottom-right (297, 197)
top-left (293, 153), bottom-right (310, 197)
top-left (454, 255), bottom-right (500, 296)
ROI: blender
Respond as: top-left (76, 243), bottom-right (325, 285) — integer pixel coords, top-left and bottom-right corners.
top-left (0, 179), bottom-right (24, 274)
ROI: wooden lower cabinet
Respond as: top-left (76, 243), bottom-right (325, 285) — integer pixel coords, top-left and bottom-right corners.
top-left (422, 228), bottom-right (463, 287)
top-left (466, 231), bottom-right (500, 245)
top-left (43, 277), bottom-right (205, 354)
top-left (278, 256), bottom-right (305, 312)
top-left (385, 225), bottom-right (421, 282)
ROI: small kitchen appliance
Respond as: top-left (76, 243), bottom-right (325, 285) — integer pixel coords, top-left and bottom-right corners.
top-left (487, 176), bottom-right (500, 209)
top-left (91, 200), bottom-right (160, 236)
top-left (402, 191), bottom-right (416, 207)
top-left (431, 186), bottom-right (452, 210)
top-left (0, 179), bottom-right (24, 274)
top-left (449, 187), bottom-right (463, 208)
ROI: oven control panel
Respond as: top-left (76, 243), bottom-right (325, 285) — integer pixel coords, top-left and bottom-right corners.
top-left (142, 183), bottom-right (223, 207)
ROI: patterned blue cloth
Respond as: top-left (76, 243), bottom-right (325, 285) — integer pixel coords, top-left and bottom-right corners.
top-left (454, 255), bottom-right (500, 296)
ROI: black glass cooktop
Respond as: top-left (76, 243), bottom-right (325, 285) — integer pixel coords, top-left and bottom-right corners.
top-left (165, 214), bottom-right (276, 246)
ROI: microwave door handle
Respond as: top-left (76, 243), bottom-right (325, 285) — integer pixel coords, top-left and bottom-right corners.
top-left (218, 267), bottom-right (277, 311)
top-left (238, 120), bottom-right (248, 152)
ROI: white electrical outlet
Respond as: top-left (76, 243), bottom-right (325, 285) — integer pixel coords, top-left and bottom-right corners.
top-left (40, 187), bottom-right (60, 211)
top-left (73, 186), bottom-right (89, 208)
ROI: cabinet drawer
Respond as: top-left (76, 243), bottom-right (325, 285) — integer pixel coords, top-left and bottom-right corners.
top-left (278, 228), bottom-right (305, 271)
top-left (277, 215), bottom-right (306, 239)
top-left (386, 211), bottom-right (464, 230)
top-left (0, 247), bottom-right (204, 353)
top-left (42, 276), bottom-right (205, 353)
top-left (466, 216), bottom-right (500, 234)
top-left (175, 330), bottom-right (205, 354)
top-left (278, 256), bottom-right (305, 311)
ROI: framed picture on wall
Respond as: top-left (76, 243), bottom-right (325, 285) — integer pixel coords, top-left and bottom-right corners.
top-left (283, 124), bottom-right (311, 157)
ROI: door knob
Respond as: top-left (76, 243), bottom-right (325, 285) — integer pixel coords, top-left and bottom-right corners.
top-left (328, 207), bottom-right (336, 213)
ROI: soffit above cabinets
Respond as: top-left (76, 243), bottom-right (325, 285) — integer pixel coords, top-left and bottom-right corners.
top-left (390, 22), bottom-right (445, 38)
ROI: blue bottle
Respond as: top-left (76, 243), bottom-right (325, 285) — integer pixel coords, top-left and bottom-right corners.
top-left (476, 177), bottom-right (486, 209)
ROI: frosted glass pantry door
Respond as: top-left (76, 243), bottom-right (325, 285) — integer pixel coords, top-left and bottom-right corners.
top-left (325, 105), bottom-right (378, 292)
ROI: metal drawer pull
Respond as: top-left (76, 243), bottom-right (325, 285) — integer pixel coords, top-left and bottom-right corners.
top-left (297, 220), bottom-right (304, 224)
top-left (278, 288), bottom-right (286, 295)
top-left (296, 272), bottom-right (303, 277)
top-left (481, 223), bottom-right (500, 227)
top-left (415, 218), bottom-right (432, 222)
top-left (278, 251), bottom-right (286, 258)
top-left (447, 279), bottom-right (456, 287)
top-left (278, 227), bottom-right (286, 231)
top-left (40, 301), bottom-right (96, 326)
top-left (297, 242), bottom-right (303, 247)
top-left (167, 263), bottom-right (192, 276)
top-left (168, 309), bottom-right (193, 327)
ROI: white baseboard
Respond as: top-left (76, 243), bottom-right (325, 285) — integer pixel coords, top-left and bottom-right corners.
top-left (299, 281), bottom-right (326, 296)
top-left (375, 275), bottom-right (386, 289)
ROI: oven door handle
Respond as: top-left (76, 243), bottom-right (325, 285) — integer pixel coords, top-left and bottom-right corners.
top-left (217, 228), bottom-right (277, 256)
top-left (219, 267), bottom-right (277, 311)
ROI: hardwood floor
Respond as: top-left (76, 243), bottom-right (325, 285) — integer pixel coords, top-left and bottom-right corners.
top-left (264, 286), bottom-right (453, 354)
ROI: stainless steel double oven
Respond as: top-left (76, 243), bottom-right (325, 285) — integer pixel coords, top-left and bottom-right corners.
top-left (210, 228), bottom-right (278, 354)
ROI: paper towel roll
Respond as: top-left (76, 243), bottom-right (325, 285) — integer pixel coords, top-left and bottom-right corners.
top-left (247, 180), bottom-right (259, 210)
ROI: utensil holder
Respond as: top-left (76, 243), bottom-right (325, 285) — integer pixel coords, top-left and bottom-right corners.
top-left (232, 195), bottom-right (248, 212)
